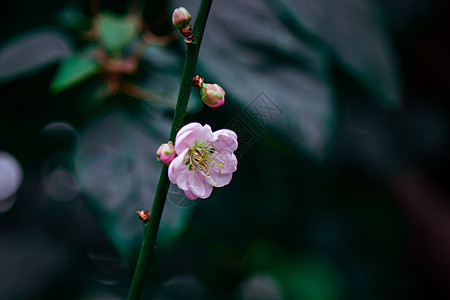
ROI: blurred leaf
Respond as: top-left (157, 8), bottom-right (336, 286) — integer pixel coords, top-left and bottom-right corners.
top-left (267, 0), bottom-right (401, 109)
top-left (0, 29), bottom-right (72, 83)
top-left (50, 49), bottom-right (100, 93)
top-left (180, 0), bottom-right (401, 158)
top-left (96, 13), bottom-right (139, 53)
top-left (188, 0), bottom-right (337, 158)
top-left (74, 105), bottom-right (193, 262)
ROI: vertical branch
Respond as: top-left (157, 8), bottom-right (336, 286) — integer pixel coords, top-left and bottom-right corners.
top-left (90, 0), bottom-right (100, 27)
top-left (126, 1), bottom-right (213, 299)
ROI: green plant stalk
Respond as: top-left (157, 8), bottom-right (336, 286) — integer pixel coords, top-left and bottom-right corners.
top-left (127, 1), bottom-right (213, 299)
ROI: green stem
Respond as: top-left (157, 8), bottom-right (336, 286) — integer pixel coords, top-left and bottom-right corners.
top-left (127, 1), bottom-right (213, 299)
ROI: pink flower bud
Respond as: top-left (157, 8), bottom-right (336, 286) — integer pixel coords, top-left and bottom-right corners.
top-left (200, 83), bottom-right (225, 108)
top-left (172, 7), bottom-right (192, 29)
top-left (156, 142), bottom-right (177, 165)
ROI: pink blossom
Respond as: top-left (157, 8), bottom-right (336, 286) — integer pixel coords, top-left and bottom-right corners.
top-left (168, 123), bottom-right (238, 200)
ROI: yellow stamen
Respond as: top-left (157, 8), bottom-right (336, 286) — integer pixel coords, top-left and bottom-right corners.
top-left (188, 145), bottom-right (225, 186)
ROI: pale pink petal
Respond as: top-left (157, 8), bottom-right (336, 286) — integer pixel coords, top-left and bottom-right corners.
top-left (216, 153), bottom-right (238, 174)
top-left (175, 130), bottom-right (197, 154)
top-left (175, 122), bottom-right (203, 140)
top-left (211, 129), bottom-right (238, 153)
top-left (183, 189), bottom-right (198, 200)
top-left (168, 148), bottom-right (189, 189)
top-left (175, 122), bottom-right (203, 154)
top-left (196, 124), bottom-right (214, 143)
top-left (206, 172), bottom-right (233, 187)
top-left (213, 129), bottom-right (237, 141)
top-left (188, 171), bottom-right (213, 199)
top-left (204, 152), bottom-right (237, 187)
top-left (175, 123), bottom-right (214, 154)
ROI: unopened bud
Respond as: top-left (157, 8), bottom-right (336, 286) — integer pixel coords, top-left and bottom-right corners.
top-left (172, 7), bottom-right (192, 29)
top-left (157, 141), bottom-right (177, 165)
top-left (200, 83), bottom-right (225, 108)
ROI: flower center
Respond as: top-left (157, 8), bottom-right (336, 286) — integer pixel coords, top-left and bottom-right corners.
top-left (186, 143), bottom-right (224, 186)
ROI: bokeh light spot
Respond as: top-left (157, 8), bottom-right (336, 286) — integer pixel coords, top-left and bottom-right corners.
top-left (0, 151), bottom-right (23, 203)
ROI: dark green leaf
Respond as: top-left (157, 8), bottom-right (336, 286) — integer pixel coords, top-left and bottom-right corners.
top-left (267, 0), bottom-right (401, 110)
top-left (74, 106), bottom-right (193, 262)
top-left (50, 50), bottom-right (100, 93)
top-left (189, 0), bottom-right (337, 158)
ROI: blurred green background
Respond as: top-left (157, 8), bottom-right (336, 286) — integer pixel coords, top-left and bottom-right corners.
top-left (1, 0), bottom-right (450, 299)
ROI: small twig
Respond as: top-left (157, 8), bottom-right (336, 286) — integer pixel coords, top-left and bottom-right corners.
top-left (119, 81), bottom-right (172, 106)
top-left (142, 30), bottom-right (179, 46)
top-left (89, 0), bottom-right (101, 39)
top-left (91, 0), bottom-right (100, 18)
